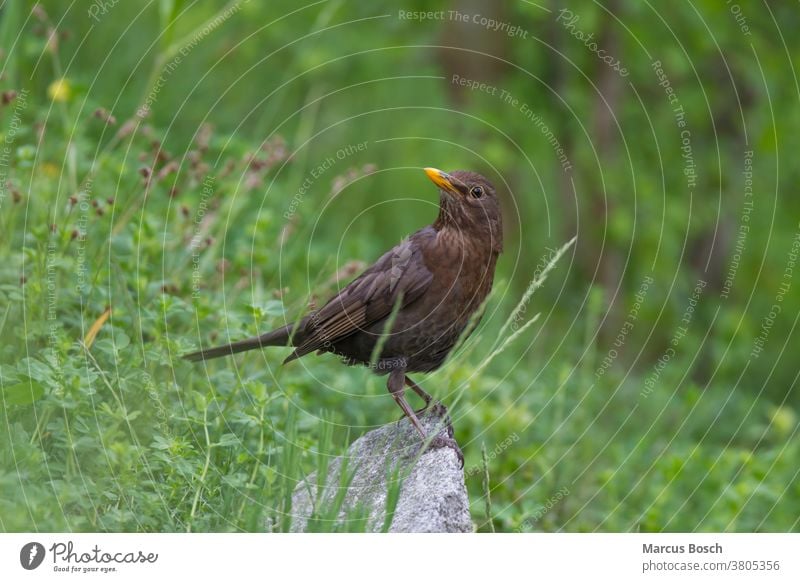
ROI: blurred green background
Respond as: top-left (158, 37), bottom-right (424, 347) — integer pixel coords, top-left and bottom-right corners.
top-left (1, 0), bottom-right (798, 532)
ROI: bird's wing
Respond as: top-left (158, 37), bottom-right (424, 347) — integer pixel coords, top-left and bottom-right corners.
top-left (286, 235), bottom-right (433, 362)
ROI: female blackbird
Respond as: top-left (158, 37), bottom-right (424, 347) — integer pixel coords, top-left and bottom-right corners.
top-left (184, 168), bottom-right (503, 463)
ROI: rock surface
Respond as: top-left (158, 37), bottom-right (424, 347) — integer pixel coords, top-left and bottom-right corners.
top-left (290, 411), bottom-right (473, 532)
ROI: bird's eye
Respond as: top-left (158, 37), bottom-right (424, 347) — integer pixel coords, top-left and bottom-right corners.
top-left (470, 186), bottom-right (484, 199)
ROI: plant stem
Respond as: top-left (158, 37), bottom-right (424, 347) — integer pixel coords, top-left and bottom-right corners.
top-left (188, 403), bottom-right (212, 532)
top-left (481, 442), bottom-right (495, 532)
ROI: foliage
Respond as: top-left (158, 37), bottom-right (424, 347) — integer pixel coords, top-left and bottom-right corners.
top-left (0, 1), bottom-right (798, 532)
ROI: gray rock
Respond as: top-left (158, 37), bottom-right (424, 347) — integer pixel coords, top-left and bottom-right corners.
top-left (289, 411), bottom-right (473, 532)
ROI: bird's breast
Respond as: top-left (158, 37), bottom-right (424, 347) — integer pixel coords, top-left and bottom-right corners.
top-left (427, 227), bottom-right (498, 308)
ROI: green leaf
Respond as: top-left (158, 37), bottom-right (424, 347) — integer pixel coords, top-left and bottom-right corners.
top-left (215, 433), bottom-right (240, 448)
top-left (2, 381), bottom-right (45, 406)
top-left (113, 332), bottom-right (130, 351)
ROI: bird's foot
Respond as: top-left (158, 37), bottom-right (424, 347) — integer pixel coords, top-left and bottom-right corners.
top-left (426, 402), bottom-right (462, 466)
top-left (427, 401), bottom-right (454, 437)
top-left (425, 433), bottom-right (464, 468)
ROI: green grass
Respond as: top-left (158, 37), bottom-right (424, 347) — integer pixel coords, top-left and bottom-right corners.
top-left (1, 1), bottom-right (799, 533)
top-left (1, 107), bottom-right (797, 531)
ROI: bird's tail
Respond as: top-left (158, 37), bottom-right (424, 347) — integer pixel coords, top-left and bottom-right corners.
top-left (182, 324), bottom-right (293, 362)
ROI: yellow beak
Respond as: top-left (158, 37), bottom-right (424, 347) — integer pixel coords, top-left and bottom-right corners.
top-left (424, 167), bottom-right (463, 196)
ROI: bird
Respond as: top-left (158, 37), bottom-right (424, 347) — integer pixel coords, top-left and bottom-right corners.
top-left (183, 168), bottom-right (504, 464)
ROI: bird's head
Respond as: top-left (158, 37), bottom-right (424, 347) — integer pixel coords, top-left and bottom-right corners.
top-left (425, 167), bottom-right (503, 253)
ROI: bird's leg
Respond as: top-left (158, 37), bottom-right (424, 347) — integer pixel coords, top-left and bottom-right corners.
top-left (387, 368), bottom-right (464, 466)
top-left (404, 376), bottom-right (454, 436)
top-left (404, 376), bottom-right (432, 414)
top-left (388, 368), bottom-right (427, 439)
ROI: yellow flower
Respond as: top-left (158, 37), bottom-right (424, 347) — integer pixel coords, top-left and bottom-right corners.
top-left (47, 78), bottom-right (71, 102)
top-left (42, 162), bottom-right (59, 177)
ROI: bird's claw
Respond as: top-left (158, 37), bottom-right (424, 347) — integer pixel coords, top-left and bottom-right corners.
top-left (428, 401), bottom-right (452, 429)
top-left (426, 433), bottom-right (464, 468)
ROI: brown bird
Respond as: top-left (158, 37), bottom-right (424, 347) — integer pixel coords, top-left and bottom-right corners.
top-left (183, 168), bottom-right (503, 463)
